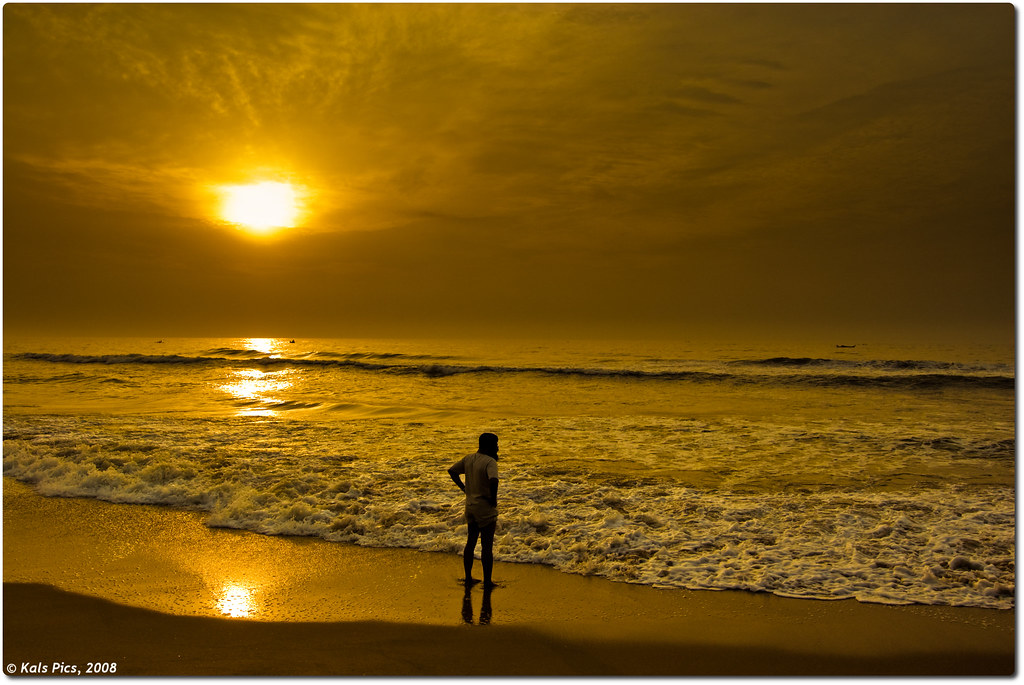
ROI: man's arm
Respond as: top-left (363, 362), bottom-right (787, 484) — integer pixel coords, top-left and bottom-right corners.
top-left (488, 478), bottom-right (499, 507)
top-left (448, 464), bottom-right (466, 492)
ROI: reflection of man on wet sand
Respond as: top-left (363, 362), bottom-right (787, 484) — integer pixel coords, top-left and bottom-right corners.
top-left (448, 433), bottom-right (500, 588)
top-left (462, 583), bottom-right (493, 625)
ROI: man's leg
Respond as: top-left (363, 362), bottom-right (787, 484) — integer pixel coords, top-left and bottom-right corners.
top-left (464, 518), bottom-right (480, 582)
top-left (480, 522), bottom-right (496, 587)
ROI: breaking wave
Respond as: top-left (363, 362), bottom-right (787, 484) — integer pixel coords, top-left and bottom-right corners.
top-left (10, 351), bottom-right (1015, 391)
top-left (3, 427), bottom-right (1014, 609)
top-left (733, 356), bottom-right (1011, 373)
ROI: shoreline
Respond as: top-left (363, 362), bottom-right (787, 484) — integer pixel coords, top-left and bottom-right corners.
top-left (3, 477), bottom-right (1015, 675)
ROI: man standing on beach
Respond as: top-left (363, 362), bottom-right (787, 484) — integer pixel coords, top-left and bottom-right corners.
top-left (448, 433), bottom-right (500, 587)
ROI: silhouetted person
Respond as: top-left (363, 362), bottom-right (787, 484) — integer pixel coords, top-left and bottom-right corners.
top-left (448, 432), bottom-right (500, 587)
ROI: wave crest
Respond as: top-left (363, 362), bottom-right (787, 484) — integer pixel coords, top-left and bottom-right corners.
top-left (11, 351), bottom-right (1014, 391)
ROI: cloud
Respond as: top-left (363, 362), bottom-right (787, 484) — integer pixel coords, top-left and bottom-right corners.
top-left (3, 3), bottom-right (1014, 338)
top-left (672, 85), bottom-right (744, 106)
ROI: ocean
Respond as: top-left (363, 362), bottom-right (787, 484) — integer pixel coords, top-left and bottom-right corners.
top-left (2, 336), bottom-right (1014, 609)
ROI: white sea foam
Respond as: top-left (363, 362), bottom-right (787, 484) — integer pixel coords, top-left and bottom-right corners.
top-left (3, 420), bottom-right (1014, 610)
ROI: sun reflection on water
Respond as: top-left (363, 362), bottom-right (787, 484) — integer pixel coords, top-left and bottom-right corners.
top-left (219, 368), bottom-right (294, 417)
top-left (216, 582), bottom-right (259, 618)
top-left (243, 337), bottom-right (289, 358)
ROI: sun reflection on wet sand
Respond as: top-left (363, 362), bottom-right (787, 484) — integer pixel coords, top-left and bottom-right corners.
top-left (216, 582), bottom-right (260, 618)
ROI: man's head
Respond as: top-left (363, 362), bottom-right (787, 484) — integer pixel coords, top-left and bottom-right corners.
top-left (478, 432), bottom-right (499, 458)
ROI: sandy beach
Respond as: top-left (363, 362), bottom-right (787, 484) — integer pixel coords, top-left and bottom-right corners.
top-left (3, 477), bottom-right (1014, 676)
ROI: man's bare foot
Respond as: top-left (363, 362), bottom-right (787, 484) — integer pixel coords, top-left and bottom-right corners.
top-left (463, 577), bottom-right (481, 586)
top-left (483, 581), bottom-right (500, 589)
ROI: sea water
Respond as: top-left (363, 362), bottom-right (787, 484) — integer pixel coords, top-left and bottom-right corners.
top-left (2, 336), bottom-right (1014, 609)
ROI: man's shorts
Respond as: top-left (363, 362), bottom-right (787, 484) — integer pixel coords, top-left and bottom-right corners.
top-left (465, 509), bottom-right (497, 529)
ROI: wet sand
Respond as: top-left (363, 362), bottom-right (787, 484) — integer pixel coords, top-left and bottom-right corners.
top-left (3, 477), bottom-right (1015, 676)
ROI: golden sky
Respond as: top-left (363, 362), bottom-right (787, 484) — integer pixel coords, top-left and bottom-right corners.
top-left (3, 3), bottom-right (1015, 340)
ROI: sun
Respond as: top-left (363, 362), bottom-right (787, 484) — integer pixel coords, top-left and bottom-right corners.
top-left (219, 181), bottom-right (300, 233)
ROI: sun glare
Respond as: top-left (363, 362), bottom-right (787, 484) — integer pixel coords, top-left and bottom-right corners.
top-left (216, 582), bottom-right (259, 618)
top-left (219, 181), bottom-right (300, 233)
